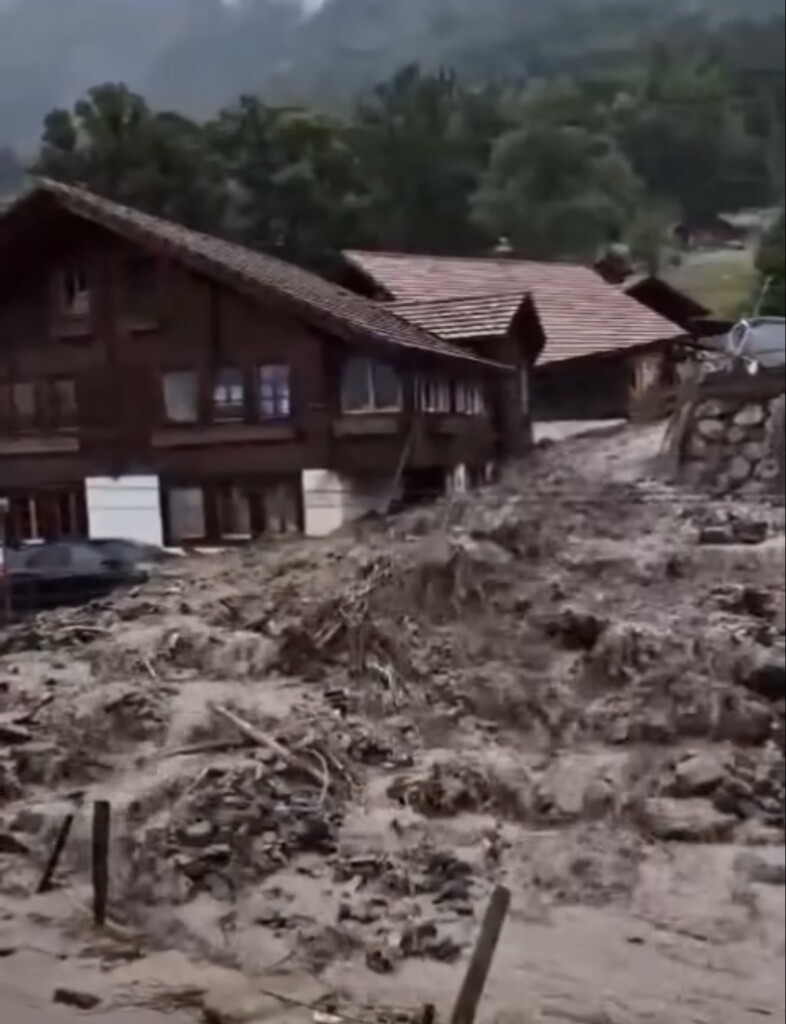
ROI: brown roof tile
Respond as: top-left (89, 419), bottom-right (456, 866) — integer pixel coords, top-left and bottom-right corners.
top-left (391, 293), bottom-right (525, 341)
top-left (345, 251), bottom-right (685, 364)
top-left (4, 182), bottom-right (507, 370)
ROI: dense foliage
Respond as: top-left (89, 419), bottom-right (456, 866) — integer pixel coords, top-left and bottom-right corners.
top-left (27, 8), bottom-right (784, 274)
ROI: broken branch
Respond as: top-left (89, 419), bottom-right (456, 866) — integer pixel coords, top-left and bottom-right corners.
top-left (210, 704), bottom-right (328, 791)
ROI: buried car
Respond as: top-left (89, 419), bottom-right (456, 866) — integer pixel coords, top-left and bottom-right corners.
top-left (0, 540), bottom-right (149, 613)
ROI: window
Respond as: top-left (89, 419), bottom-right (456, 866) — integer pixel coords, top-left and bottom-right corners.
top-left (213, 368), bottom-right (246, 423)
top-left (341, 359), bottom-right (402, 413)
top-left (455, 382), bottom-right (486, 416)
top-left (6, 490), bottom-right (84, 545)
top-left (262, 481), bottom-right (300, 534)
top-left (217, 486), bottom-right (252, 540)
top-left (50, 378), bottom-right (78, 428)
top-left (163, 371), bottom-right (199, 424)
top-left (12, 382), bottom-right (36, 430)
top-left (60, 269), bottom-right (91, 316)
top-left (168, 487), bottom-right (206, 542)
top-left (124, 257), bottom-right (158, 324)
top-left (416, 374), bottom-right (452, 413)
top-left (258, 365), bottom-right (292, 420)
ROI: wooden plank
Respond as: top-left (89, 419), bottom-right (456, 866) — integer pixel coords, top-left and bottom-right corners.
top-left (450, 886), bottom-right (511, 1024)
top-left (91, 800), bottom-right (111, 927)
top-left (37, 813), bottom-right (75, 894)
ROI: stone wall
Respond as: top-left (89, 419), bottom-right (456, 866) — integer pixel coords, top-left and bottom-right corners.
top-left (679, 392), bottom-right (785, 496)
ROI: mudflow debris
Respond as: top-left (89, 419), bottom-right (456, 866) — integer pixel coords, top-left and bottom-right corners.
top-left (0, 424), bottom-right (784, 1023)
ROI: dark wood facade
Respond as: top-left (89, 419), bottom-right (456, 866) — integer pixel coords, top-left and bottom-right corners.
top-left (0, 196), bottom-right (506, 545)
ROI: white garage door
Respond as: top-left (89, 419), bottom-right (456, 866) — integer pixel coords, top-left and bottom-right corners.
top-left (86, 476), bottom-right (164, 547)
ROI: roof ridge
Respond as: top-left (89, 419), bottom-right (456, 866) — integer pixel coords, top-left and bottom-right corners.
top-left (391, 290), bottom-right (531, 308)
top-left (344, 248), bottom-right (593, 273)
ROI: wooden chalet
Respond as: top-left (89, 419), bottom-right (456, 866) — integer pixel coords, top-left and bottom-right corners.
top-left (0, 182), bottom-right (517, 548)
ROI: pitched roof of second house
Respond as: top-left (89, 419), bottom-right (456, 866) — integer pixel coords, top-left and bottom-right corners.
top-left (0, 181), bottom-right (507, 370)
top-left (345, 250), bottom-right (686, 363)
top-left (391, 293), bottom-right (526, 342)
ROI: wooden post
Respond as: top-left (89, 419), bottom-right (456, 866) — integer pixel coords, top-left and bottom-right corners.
top-left (450, 886), bottom-right (511, 1024)
top-left (37, 814), bottom-right (75, 894)
top-left (91, 800), bottom-right (111, 927)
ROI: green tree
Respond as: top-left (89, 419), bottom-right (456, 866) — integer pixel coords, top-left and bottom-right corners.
top-left (352, 66), bottom-right (506, 254)
top-left (210, 96), bottom-right (364, 268)
top-left (472, 121), bottom-right (642, 261)
top-left (33, 83), bottom-right (225, 232)
top-left (614, 49), bottom-right (772, 226)
top-left (755, 213), bottom-right (786, 316)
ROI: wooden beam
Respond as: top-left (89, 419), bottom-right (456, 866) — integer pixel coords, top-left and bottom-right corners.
top-left (450, 886), bottom-right (511, 1024)
top-left (91, 800), bottom-right (111, 927)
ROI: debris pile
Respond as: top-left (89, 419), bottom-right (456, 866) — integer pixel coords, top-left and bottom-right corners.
top-left (0, 429), bottom-right (783, 989)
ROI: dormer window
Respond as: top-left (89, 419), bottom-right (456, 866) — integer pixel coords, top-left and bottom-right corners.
top-left (60, 268), bottom-right (91, 317)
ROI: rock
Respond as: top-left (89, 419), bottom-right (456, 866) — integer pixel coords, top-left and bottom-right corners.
top-left (698, 526), bottom-right (735, 546)
top-left (727, 456), bottom-right (753, 485)
top-left (696, 418), bottom-right (725, 441)
top-left (735, 650), bottom-right (786, 701)
top-left (738, 820), bottom-right (786, 847)
top-left (0, 833), bottom-right (29, 855)
top-left (180, 820), bottom-right (214, 847)
top-left (697, 400), bottom-right (733, 420)
top-left (366, 945), bottom-right (399, 974)
top-left (674, 754), bottom-right (726, 797)
top-left (726, 425), bottom-right (747, 445)
top-left (756, 457), bottom-right (782, 483)
top-left (734, 404), bottom-right (767, 428)
top-left (540, 608), bottom-right (606, 651)
top-left (686, 433), bottom-right (709, 459)
top-left (53, 988), bottom-right (101, 1010)
top-left (715, 693), bottom-right (774, 746)
top-left (641, 799), bottom-right (736, 843)
top-left (0, 720), bottom-right (32, 745)
top-left (731, 519), bottom-right (769, 545)
top-left (742, 441), bottom-right (767, 462)
top-left (735, 852), bottom-right (786, 886)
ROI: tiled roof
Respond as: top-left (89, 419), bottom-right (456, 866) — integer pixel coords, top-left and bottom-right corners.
top-left (345, 250), bottom-right (686, 365)
top-left (2, 181), bottom-right (507, 370)
top-left (391, 293), bottom-right (525, 341)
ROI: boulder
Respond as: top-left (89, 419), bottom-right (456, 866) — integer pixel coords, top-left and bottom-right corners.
top-left (642, 798), bottom-right (736, 843)
top-left (726, 426), bottom-right (747, 445)
top-left (742, 441), bottom-right (767, 463)
top-left (735, 650), bottom-right (786, 701)
top-left (727, 456), bottom-right (753, 485)
top-left (53, 989), bottom-right (101, 1011)
top-left (734, 852), bottom-right (786, 887)
top-left (673, 753), bottom-right (727, 797)
top-left (696, 418), bottom-right (725, 441)
top-left (756, 457), bottom-right (782, 483)
top-left (734, 404), bottom-right (767, 428)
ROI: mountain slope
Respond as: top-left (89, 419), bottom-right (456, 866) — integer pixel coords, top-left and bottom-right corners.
top-left (0, 0), bottom-right (783, 145)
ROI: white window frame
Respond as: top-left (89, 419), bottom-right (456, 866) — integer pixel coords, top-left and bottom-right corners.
top-left (416, 374), bottom-right (452, 413)
top-left (60, 269), bottom-right (91, 316)
top-left (341, 358), bottom-right (402, 414)
top-left (163, 371), bottom-right (199, 425)
top-left (258, 364), bottom-right (292, 421)
top-left (212, 368), bottom-right (246, 423)
top-left (455, 381), bottom-right (486, 416)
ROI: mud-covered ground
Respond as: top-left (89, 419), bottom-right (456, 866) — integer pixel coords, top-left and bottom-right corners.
top-left (0, 424), bottom-right (784, 1023)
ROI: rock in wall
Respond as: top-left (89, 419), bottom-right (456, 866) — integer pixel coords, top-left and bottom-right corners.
top-left (680, 393), bottom-right (785, 496)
